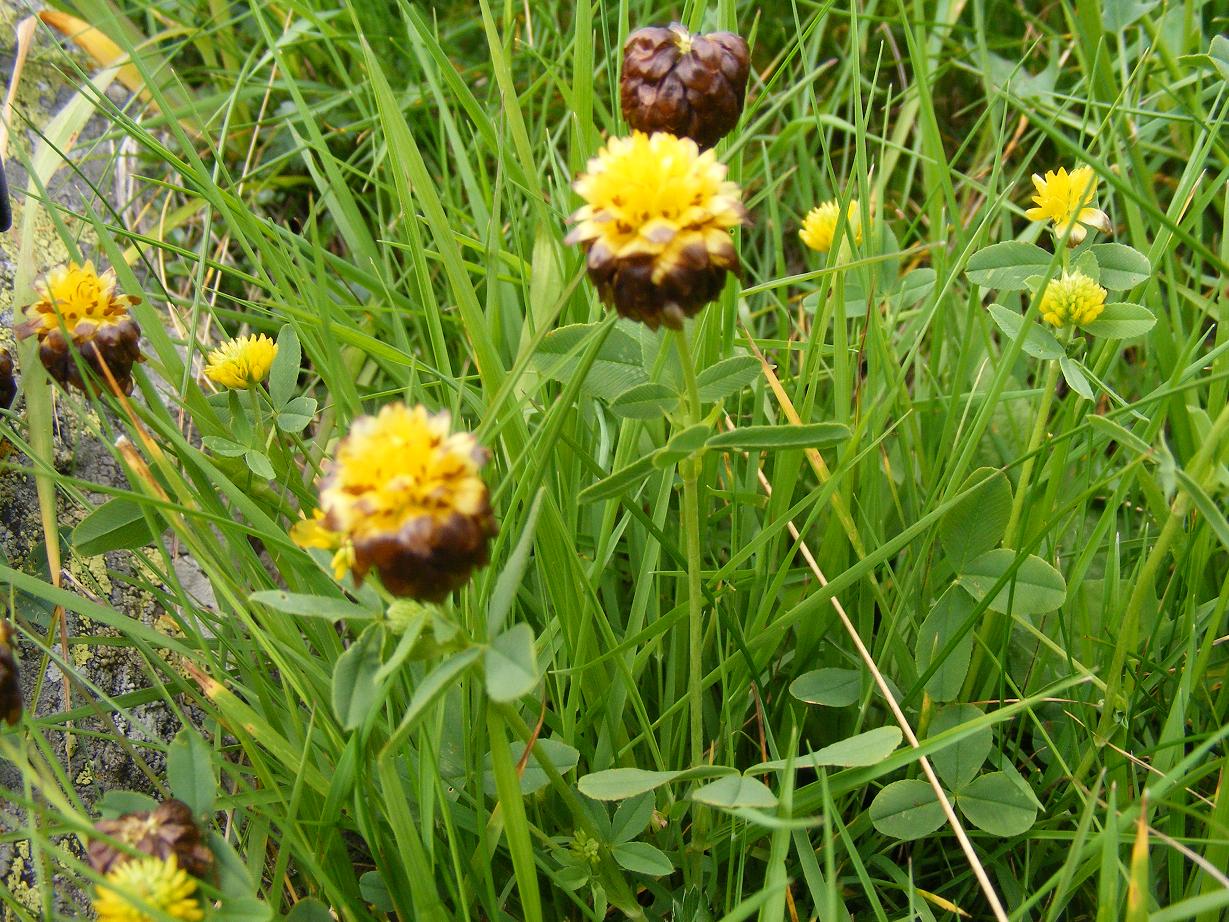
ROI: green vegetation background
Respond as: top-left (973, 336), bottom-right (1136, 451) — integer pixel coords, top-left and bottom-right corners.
top-left (1, 0), bottom-right (1228, 919)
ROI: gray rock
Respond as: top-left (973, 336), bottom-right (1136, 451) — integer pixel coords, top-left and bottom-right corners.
top-left (1, 6), bottom-right (189, 916)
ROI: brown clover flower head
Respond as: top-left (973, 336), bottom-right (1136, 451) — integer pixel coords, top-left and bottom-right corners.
top-left (621, 23), bottom-right (750, 150)
top-left (0, 620), bottom-right (22, 727)
top-left (315, 403), bottom-right (497, 601)
top-left (89, 799), bottom-right (213, 880)
top-left (566, 132), bottom-right (748, 329)
top-left (0, 349), bottom-right (15, 411)
top-left (16, 261), bottom-right (142, 394)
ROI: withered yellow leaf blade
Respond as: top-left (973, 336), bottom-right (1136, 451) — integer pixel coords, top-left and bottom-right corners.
top-left (37, 9), bottom-right (150, 101)
top-left (917, 888), bottom-right (971, 918)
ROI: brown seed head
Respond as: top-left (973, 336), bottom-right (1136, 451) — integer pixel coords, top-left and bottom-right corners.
top-left (0, 620), bottom-right (21, 727)
top-left (621, 23), bottom-right (750, 150)
top-left (89, 799), bottom-right (213, 880)
top-left (0, 350), bottom-right (15, 411)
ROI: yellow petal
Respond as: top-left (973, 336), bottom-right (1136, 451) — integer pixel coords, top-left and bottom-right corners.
top-left (290, 517), bottom-right (337, 550)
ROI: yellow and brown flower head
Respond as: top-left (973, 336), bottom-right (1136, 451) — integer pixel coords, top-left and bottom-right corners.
top-left (566, 132), bottom-right (748, 330)
top-left (93, 855), bottom-right (204, 922)
top-left (204, 333), bottom-right (277, 390)
top-left (1039, 271), bottom-right (1107, 328)
top-left (1025, 165), bottom-right (1111, 246)
top-left (0, 619), bottom-right (22, 727)
top-left (16, 261), bottom-right (142, 394)
top-left (89, 799), bottom-right (213, 880)
top-left (800, 198), bottom-right (863, 255)
top-left (312, 403), bottom-right (497, 601)
top-left (621, 23), bottom-right (750, 150)
top-left (0, 349), bottom-right (15, 411)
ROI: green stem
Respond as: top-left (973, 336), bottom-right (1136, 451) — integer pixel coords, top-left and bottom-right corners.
top-left (672, 323), bottom-right (708, 879)
top-left (672, 327), bottom-right (705, 765)
top-left (966, 340), bottom-right (1065, 697)
top-left (1003, 353), bottom-right (1063, 550)
top-left (675, 325), bottom-right (703, 425)
top-left (246, 385), bottom-right (265, 438)
top-left (681, 466), bottom-right (704, 766)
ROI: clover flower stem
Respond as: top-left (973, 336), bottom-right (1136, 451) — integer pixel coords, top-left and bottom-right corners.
top-left (1002, 354), bottom-right (1062, 551)
top-left (674, 324), bottom-right (704, 426)
top-left (246, 385), bottom-right (264, 435)
top-left (256, 385), bottom-right (325, 485)
top-left (672, 324), bottom-right (709, 867)
top-left (967, 350), bottom-right (1063, 695)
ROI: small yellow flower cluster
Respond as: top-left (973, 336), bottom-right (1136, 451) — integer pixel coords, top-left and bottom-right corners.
top-left (1025, 165), bottom-right (1111, 246)
top-left (799, 198), bottom-right (862, 254)
top-left (295, 403), bottom-right (497, 601)
top-left (16, 260), bottom-right (142, 394)
top-left (567, 132), bottom-right (748, 329)
top-left (204, 333), bottom-right (278, 389)
top-left (1039, 271), bottom-right (1107, 328)
top-left (93, 855), bottom-right (204, 922)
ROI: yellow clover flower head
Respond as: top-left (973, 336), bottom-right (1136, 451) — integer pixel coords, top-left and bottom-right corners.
top-left (799, 198), bottom-right (862, 254)
top-left (1039, 271), bottom-right (1107, 327)
top-left (93, 855), bottom-right (204, 922)
top-left (16, 261), bottom-right (142, 394)
top-left (566, 131), bottom-right (748, 330)
top-left (1025, 166), bottom-right (1111, 246)
top-left (204, 334), bottom-right (278, 389)
top-left (309, 403), bottom-right (497, 601)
